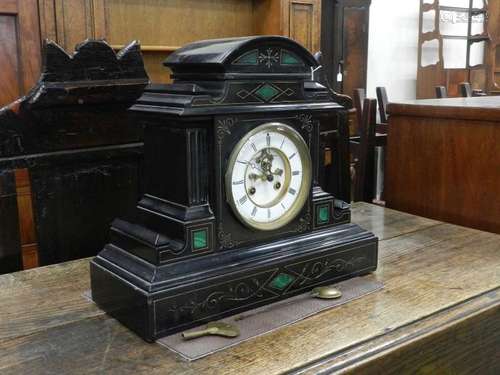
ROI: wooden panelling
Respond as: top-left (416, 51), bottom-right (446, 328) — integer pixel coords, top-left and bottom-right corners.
top-left (14, 169), bottom-right (39, 269)
top-left (342, 5), bottom-right (369, 96)
top-left (38, 0), bottom-right (323, 83)
top-left (0, 0), bottom-right (41, 107)
top-left (323, 0), bottom-right (371, 94)
top-left (253, 0), bottom-right (283, 36)
top-left (39, 0), bottom-right (105, 49)
top-left (102, 0), bottom-right (254, 45)
top-left (283, 0), bottom-right (321, 53)
top-left (39, 0), bottom-right (258, 83)
top-left (0, 0), bottom-right (18, 14)
top-left (0, 16), bottom-right (21, 106)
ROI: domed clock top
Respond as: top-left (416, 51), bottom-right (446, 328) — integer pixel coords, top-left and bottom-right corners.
top-left (164, 35), bottom-right (319, 80)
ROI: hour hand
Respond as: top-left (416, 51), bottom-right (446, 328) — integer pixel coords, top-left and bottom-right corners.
top-left (272, 168), bottom-right (283, 176)
top-left (249, 173), bottom-right (265, 181)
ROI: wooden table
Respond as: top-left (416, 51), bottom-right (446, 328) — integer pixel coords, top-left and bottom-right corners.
top-left (1, 203), bottom-right (499, 374)
top-left (386, 96), bottom-right (500, 234)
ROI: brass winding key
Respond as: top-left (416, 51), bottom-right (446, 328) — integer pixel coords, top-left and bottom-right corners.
top-left (181, 322), bottom-right (240, 340)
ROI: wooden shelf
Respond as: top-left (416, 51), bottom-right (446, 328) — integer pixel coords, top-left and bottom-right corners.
top-left (468, 34), bottom-right (489, 42)
top-left (110, 45), bottom-right (180, 52)
top-left (439, 5), bottom-right (486, 13)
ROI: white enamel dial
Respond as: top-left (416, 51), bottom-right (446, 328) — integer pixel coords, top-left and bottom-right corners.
top-left (225, 122), bottom-right (312, 231)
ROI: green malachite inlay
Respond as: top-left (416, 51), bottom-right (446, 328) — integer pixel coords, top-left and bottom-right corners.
top-left (193, 229), bottom-right (208, 250)
top-left (269, 273), bottom-right (295, 290)
top-left (318, 206), bottom-right (330, 224)
top-left (233, 50), bottom-right (259, 65)
top-left (281, 50), bottom-right (302, 65)
top-left (255, 84), bottom-right (279, 101)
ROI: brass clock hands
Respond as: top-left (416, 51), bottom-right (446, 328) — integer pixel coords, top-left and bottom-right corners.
top-left (248, 150), bottom-right (283, 194)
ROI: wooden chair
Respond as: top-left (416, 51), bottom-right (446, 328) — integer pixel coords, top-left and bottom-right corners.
top-left (459, 82), bottom-right (487, 97)
top-left (353, 88), bottom-right (366, 134)
top-left (435, 86), bottom-right (448, 98)
top-left (350, 98), bottom-right (382, 202)
top-left (459, 82), bottom-right (473, 97)
top-left (376, 87), bottom-right (388, 124)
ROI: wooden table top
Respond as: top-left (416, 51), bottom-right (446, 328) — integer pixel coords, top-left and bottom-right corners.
top-left (388, 95), bottom-right (500, 121)
top-left (1, 203), bottom-right (499, 374)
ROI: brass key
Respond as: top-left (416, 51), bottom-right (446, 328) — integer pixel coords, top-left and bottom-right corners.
top-left (181, 322), bottom-right (240, 340)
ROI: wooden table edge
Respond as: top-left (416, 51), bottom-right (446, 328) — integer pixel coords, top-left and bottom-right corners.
top-left (293, 286), bottom-right (500, 374)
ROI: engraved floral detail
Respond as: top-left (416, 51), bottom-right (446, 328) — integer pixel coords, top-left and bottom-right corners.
top-left (216, 117), bottom-right (236, 145)
top-left (290, 256), bottom-right (367, 287)
top-left (297, 114), bottom-right (313, 132)
top-left (293, 212), bottom-right (311, 233)
top-left (258, 48), bottom-right (280, 68)
top-left (217, 228), bottom-right (243, 249)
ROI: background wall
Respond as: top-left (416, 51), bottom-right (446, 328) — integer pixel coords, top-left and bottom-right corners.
top-left (366, 0), bottom-right (420, 101)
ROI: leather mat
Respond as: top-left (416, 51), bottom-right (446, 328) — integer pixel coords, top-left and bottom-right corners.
top-left (155, 276), bottom-right (383, 361)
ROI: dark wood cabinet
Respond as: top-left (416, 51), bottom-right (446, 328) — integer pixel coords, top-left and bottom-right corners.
top-left (0, 40), bottom-right (148, 273)
top-left (322, 0), bottom-right (371, 94)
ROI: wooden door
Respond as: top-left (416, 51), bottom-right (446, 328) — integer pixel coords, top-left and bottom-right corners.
top-left (340, 3), bottom-right (370, 96)
top-left (282, 0), bottom-right (322, 53)
top-left (322, 0), bottom-right (370, 94)
top-left (0, 0), bottom-right (41, 107)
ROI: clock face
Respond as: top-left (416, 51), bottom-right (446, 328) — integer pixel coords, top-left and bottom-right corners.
top-left (225, 122), bottom-right (312, 231)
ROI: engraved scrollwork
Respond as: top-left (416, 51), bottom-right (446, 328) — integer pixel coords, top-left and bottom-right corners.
top-left (333, 208), bottom-right (350, 223)
top-left (293, 256), bottom-right (367, 287)
top-left (216, 117), bottom-right (237, 145)
top-left (168, 277), bottom-right (267, 317)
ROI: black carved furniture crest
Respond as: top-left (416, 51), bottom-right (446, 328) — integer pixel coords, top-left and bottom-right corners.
top-left (90, 36), bottom-right (378, 342)
top-left (0, 40), bottom-right (148, 273)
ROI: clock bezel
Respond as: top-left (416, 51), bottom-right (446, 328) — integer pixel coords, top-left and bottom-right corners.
top-left (225, 122), bottom-right (312, 231)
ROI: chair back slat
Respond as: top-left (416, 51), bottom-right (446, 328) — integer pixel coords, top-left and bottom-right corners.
top-left (354, 98), bottom-right (377, 202)
top-left (353, 88), bottom-right (366, 135)
top-left (459, 82), bottom-right (472, 97)
top-left (376, 87), bottom-right (388, 123)
top-left (435, 86), bottom-right (447, 98)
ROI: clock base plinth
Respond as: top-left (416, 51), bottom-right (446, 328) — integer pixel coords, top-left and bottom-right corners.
top-left (90, 223), bottom-right (378, 342)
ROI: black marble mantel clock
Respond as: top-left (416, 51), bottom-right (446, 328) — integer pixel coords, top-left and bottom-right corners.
top-left (90, 36), bottom-right (378, 342)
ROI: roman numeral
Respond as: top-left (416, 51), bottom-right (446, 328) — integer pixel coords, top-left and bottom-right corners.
top-left (266, 133), bottom-right (271, 146)
top-left (267, 208), bottom-right (271, 219)
top-left (280, 137), bottom-right (285, 149)
top-left (233, 180), bottom-right (244, 185)
top-left (289, 152), bottom-right (296, 160)
top-left (239, 196), bottom-right (248, 205)
top-left (281, 203), bottom-right (286, 210)
top-left (251, 206), bottom-right (257, 217)
top-left (237, 160), bottom-right (248, 165)
top-left (292, 171), bottom-right (300, 176)
top-left (251, 143), bottom-right (257, 152)
top-left (288, 187), bottom-right (296, 195)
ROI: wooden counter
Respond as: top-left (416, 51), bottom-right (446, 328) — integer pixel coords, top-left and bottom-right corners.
top-left (1, 203), bottom-right (499, 374)
top-left (386, 96), bottom-right (500, 234)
